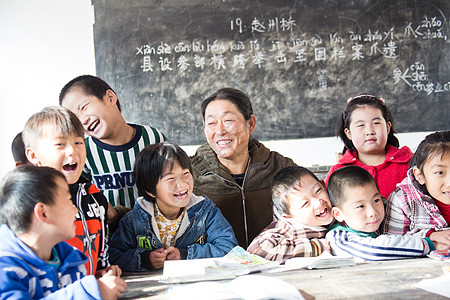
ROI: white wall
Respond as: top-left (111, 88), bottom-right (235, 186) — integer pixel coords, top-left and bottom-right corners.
top-left (182, 132), bottom-right (432, 167)
top-left (0, 0), bottom-right (95, 178)
top-left (0, 1), bottom-right (433, 180)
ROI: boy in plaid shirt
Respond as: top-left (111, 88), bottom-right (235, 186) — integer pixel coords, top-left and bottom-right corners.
top-left (247, 166), bottom-right (334, 263)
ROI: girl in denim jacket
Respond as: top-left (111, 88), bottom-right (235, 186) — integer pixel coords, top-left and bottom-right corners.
top-left (109, 141), bottom-right (238, 271)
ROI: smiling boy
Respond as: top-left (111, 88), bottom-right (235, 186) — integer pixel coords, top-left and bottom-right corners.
top-left (326, 165), bottom-right (434, 261)
top-left (0, 165), bottom-right (126, 299)
top-left (23, 106), bottom-right (113, 275)
top-left (247, 166), bottom-right (334, 263)
top-left (59, 75), bottom-right (166, 212)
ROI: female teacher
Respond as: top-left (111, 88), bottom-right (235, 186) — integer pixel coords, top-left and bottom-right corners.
top-left (190, 88), bottom-right (296, 248)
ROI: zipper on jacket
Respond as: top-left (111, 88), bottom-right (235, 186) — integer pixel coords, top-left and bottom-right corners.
top-left (203, 156), bottom-right (251, 247)
top-left (77, 183), bottom-right (94, 274)
top-left (57, 272), bottom-right (62, 289)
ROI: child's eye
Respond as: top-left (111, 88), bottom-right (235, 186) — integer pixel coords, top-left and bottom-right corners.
top-left (300, 201), bottom-right (308, 208)
top-left (183, 171), bottom-right (191, 176)
top-left (81, 103), bottom-right (88, 111)
top-left (434, 171), bottom-right (444, 176)
top-left (315, 187), bottom-right (322, 194)
top-left (374, 198), bottom-right (381, 203)
top-left (355, 205), bottom-right (364, 209)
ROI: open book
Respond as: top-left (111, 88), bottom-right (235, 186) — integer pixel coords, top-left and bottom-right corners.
top-left (160, 246), bottom-right (279, 284)
top-left (266, 251), bottom-right (355, 273)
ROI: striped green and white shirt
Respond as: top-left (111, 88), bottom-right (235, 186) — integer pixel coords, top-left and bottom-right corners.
top-left (83, 124), bottom-right (166, 208)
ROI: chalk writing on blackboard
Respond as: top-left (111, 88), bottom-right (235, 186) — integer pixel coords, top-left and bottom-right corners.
top-left (394, 62), bottom-right (450, 95)
top-left (92, 0), bottom-right (449, 145)
top-left (135, 14), bottom-right (447, 89)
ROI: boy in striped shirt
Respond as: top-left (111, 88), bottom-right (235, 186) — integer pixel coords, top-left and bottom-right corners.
top-left (59, 75), bottom-right (166, 229)
top-left (326, 165), bottom-right (434, 261)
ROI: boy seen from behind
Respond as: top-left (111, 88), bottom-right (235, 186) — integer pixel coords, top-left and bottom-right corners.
top-left (326, 165), bottom-right (434, 261)
top-left (247, 166), bottom-right (334, 263)
top-left (0, 165), bottom-right (126, 299)
top-left (11, 132), bottom-right (31, 166)
top-left (23, 106), bottom-right (114, 276)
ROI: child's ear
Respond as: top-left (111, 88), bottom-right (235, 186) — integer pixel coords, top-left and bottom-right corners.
top-left (413, 166), bottom-right (426, 185)
top-left (34, 203), bottom-right (49, 224)
top-left (344, 128), bottom-right (352, 140)
top-left (25, 147), bottom-right (41, 166)
top-left (332, 207), bottom-right (345, 222)
top-left (105, 89), bottom-right (118, 107)
top-left (386, 121), bottom-right (392, 134)
top-left (146, 191), bottom-right (156, 199)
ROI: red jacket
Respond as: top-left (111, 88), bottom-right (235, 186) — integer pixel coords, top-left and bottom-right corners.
top-left (325, 145), bottom-right (413, 199)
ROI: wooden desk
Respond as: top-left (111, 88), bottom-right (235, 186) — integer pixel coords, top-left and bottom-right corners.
top-left (120, 258), bottom-right (449, 299)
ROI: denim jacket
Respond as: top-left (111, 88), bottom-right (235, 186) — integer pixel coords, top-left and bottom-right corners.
top-left (109, 194), bottom-right (238, 271)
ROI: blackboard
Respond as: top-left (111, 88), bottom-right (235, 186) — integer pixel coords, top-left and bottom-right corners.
top-left (92, 0), bottom-right (449, 145)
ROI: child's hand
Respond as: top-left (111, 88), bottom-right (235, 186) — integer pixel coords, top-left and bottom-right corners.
top-left (97, 269), bottom-right (127, 300)
top-left (165, 246), bottom-right (181, 261)
top-left (150, 248), bottom-right (167, 269)
top-left (319, 238), bottom-right (331, 253)
top-left (429, 231), bottom-right (450, 251)
top-left (95, 265), bottom-right (122, 278)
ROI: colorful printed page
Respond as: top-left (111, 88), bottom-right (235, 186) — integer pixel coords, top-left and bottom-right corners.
top-left (213, 246), bottom-right (280, 275)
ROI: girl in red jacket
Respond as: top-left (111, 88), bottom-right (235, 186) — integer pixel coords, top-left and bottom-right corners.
top-left (325, 94), bottom-right (413, 199)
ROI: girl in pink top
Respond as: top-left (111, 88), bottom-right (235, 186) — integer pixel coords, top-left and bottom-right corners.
top-left (384, 131), bottom-right (450, 250)
top-left (325, 95), bottom-right (413, 199)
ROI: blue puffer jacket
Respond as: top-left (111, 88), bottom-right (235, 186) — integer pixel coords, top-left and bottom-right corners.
top-left (109, 194), bottom-right (238, 271)
top-left (0, 224), bottom-right (101, 299)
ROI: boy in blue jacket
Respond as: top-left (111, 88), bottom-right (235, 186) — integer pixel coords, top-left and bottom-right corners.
top-left (0, 165), bottom-right (126, 299)
top-left (326, 165), bottom-right (434, 261)
top-left (109, 141), bottom-right (238, 271)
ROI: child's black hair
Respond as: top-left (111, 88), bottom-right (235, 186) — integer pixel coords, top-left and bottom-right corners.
top-left (410, 131), bottom-right (450, 195)
top-left (11, 132), bottom-right (30, 165)
top-left (411, 131), bottom-right (450, 171)
top-left (327, 166), bottom-right (379, 208)
top-left (0, 165), bottom-right (67, 234)
top-left (134, 141), bottom-right (192, 203)
top-left (271, 166), bottom-right (321, 216)
top-left (59, 74), bottom-right (121, 112)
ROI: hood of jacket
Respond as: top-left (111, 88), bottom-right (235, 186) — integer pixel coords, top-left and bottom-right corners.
top-left (0, 224), bottom-right (88, 270)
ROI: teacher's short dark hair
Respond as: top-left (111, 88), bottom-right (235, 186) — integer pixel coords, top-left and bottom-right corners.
top-left (201, 87), bottom-right (254, 121)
